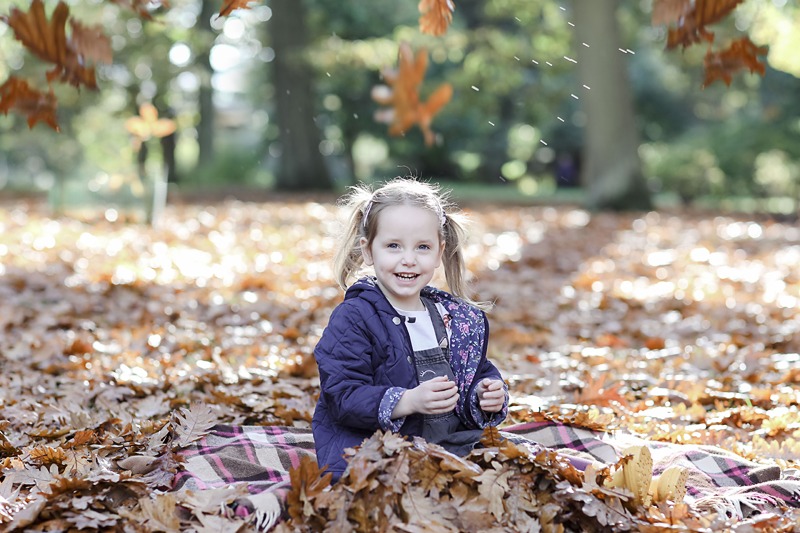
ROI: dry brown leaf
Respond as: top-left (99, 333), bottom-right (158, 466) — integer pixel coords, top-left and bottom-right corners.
top-left (219, 0), bottom-right (255, 17)
top-left (574, 374), bottom-right (629, 408)
top-left (138, 493), bottom-right (181, 531)
top-left (286, 455), bottom-right (332, 521)
top-left (29, 445), bottom-right (67, 466)
top-left (3, 202), bottom-right (800, 529)
top-left (703, 37), bottom-right (768, 87)
top-left (418, 0), bottom-right (455, 36)
top-left (372, 41), bottom-right (452, 146)
top-left (125, 103), bottom-right (177, 141)
top-left (170, 403), bottom-right (218, 448)
top-left (2, 0), bottom-right (98, 89)
top-left (69, 20), bottom-right (112, 65)
top-left (474, 466), bottom-right (511, 521)
top-left (651, 0), bottom-right (691, 26)
top-left (0, 77), bottom-right (59, 131)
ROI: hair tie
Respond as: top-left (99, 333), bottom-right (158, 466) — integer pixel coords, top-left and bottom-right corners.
top-left (437, 207), bottom-right (447, 227)
top-left (361, 201), bottom-right (373, 230)
top-left (361, 200), bottom-right (446, 230)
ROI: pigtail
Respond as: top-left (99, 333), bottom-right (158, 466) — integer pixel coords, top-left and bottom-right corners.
top-left (333, 185), bottom-right (373, 290)
top-left (442, 212), bottom-right (493, 311)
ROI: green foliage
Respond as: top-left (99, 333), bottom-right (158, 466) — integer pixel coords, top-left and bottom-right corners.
top-left (1, 0), bottom-right (799, 206)
top-left (191, 146), bottom-right (271, 186)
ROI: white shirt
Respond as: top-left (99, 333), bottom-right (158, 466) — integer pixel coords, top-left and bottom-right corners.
top-left (394, 302), bottom-right (450, 351)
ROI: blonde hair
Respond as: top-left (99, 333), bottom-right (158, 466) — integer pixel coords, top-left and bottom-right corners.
top-left (333, 177), bottom-right (489, 309)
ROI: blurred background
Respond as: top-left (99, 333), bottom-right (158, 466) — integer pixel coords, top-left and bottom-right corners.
top-left (0, 0), bottom-right (798, 215)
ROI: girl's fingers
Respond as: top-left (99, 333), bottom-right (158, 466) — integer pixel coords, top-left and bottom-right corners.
top-left (485, 379), bottom-right (503, 391)
top-left (429, 380), bottom-right (457, 393)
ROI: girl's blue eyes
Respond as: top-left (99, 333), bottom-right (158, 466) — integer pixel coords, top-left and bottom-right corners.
top-left (386, 243), bottom-right (431, 250)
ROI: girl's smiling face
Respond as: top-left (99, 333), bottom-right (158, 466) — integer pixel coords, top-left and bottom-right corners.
top-left (361, 204), bottom-right (444, 310)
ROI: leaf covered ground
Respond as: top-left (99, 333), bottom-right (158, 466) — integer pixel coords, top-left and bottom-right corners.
top-left (1, 198), bottom-right (799, 531)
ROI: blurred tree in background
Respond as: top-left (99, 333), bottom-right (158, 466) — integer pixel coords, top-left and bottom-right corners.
top-left (0, 0), bottom-right (798, 213)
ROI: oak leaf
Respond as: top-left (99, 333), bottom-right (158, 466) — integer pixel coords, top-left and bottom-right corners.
top-left (372, 42), bottom-right (452, 146)
top-left (219, 0), bottom-right (255, 18)
top-left (65, 429), bottom-right (98, 448)
top-left (170, 402), bottom-right (218, 448)
top-left (651, 0), bottom-right (690, 26)
top-left (69, 20), bottom-right (113, 65)
top-left (29, 445), bottom-right (67, 466)
top-left (661, 0), bottom-right (746, 49)
top-left (703, 37), bottom-right (768, 87)
top-left (138, 493), bottom-right (181, 532)
top-left (65, 508), bottom-right (118, 529)
top-left (574, 374), bottom-right (629, 408)
top-left (419, 0), bottom-right (455, 36)
top-left (286, 455), bottom-right (332, 521)
top-left (400, 487), bottom-right (461, 530)
top-left (125, 103), bottom-right (178, 141)
top-left (474, 466), bottom-right (511, 520)
top-left (1, 0), bottom-right (99, 89)
top-left (63, 449), bottom-right (92, 477)
top-left (479, 425), bottom-right (503, 448)
top-left (0, 77), bottom-right (59, 131)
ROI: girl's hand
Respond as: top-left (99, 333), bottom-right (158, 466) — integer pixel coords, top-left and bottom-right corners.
top-left (477, 378), bottom-right (505, 413)
top-left (394, 376), bottom-right (458, 417)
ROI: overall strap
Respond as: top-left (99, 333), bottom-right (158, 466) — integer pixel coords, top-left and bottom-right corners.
top-left (421, 296), bottom-right (449, 351)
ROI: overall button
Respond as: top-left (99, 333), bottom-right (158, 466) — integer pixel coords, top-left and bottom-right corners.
top-left (407, 356), bottom-right (412, 363)
top-left (392, 317), bottom-right (401, 325)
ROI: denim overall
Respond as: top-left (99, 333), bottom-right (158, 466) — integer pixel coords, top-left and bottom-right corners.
top-left (416, 297), bottom-right (484, 456)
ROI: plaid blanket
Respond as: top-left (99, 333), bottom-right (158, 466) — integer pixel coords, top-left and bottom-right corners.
top-left (504, 421), bottom-right (800, 518)
top-left (172, 425), bottom-right (316, 518)
top-left (173, 422), bottom-right (799, 521)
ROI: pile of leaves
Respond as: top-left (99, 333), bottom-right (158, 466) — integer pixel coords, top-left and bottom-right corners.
top-left (279, 428), bottom-right (717, 533)
top-left (1, 198), bottom-right (799, 531)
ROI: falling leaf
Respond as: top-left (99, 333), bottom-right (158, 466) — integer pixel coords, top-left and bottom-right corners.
top-left (371, 41), bottom-right (452, 146)
top-left (703, 37), bottom-right (768, 87)
top-left (419, 0), bottom-right (455, 36)
top-left (69, 19), bottom-right (113, 65)
top-left (664, 0), bottom-right (746, 49)
top-left (0, 77), bottom-right (59, 131)
top-left (219, 0), bottom-right (255, 18)
top-left (651, 0), bottom-right (690, 26)
top-left (1, 0), bottom-right (98, 89)
top-left (124, 103), bottom-right (177, 141)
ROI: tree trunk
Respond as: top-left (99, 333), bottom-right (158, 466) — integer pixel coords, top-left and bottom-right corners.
top-left (269, 0), bottom-right (332, 190)
top-left (195, 0), bottom-right (215, 168)
top-left (573, 0), bottom-right (652, 210)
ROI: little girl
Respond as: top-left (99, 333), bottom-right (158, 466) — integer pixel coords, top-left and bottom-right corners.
top-left (312, 178), bottom-right (508, 481)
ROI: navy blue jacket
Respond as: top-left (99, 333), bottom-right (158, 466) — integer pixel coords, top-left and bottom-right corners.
top-left (312, 277), bottom-right (507, 479)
